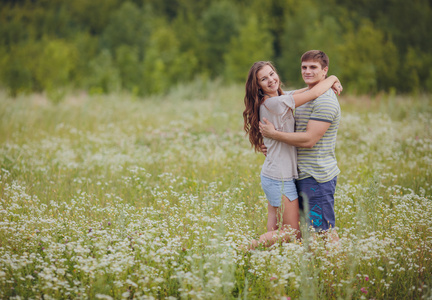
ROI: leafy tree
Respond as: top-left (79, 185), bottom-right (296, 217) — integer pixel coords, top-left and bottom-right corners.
top-left (115, 45), bottom-right (142, 94)
top-left (336, 0), bottom-right (432, 54)
top-left (171, 12), bottom-right (204, 71)
top-left (142, 25), bottom-right (185, 94)
top-left (401, 47), bottom-right (432, 93)
top-left (426, 72), bottom-right (432, 93)
top-left (68, 0), bottom-right (121, 35)
top-left (134, 0), bottom-right (180, 20)
top-left (31, 3), bottom-right (74, 39)
top-left (333, 0), bottom-right (432, 93)
top-left (299, 15), bottom-right (343, 75)
top-left (201, 1), bottom-right (240, 77)
top-left (32, 38), bottom-right (77, 100)
top-left (278, 0), bottom-right (344, 87)
top-left (70, 32), bottom-right (99, 89)
top-left (248, 0), bottom-right (291, 58)
top-left (386, 0), bottom-right (432, 54)
top-left (100, 1), bottom-right (153, 59)
top-left (0, 0), bottom-right (431, 95)
top-left (224, 14), bottom-right (274, 83)
top-left (86, 50), bottom-right (121, 94)
top-left (136, 0), bottom-right (214, 20)
top-left (0, 44), bottom-right (36, 96)
top-left (0, 4), bottom-right (32, 47)
top-left (276, 2), bottom-right (308, 86)
top-left (338, 21), bottom-right (399, 94)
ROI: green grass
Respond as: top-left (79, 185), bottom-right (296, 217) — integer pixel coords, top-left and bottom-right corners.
top-left (0, 84), bottom-right (431, 299)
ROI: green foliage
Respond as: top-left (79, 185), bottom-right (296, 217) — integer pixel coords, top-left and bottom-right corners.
top-left (338, 21), bottom-right (399, 94)
top-left (401, 47), bottom-right (432, 93)
top-left (0, 0), bottom-right (431, 97)
top-left (279, 0), bottom-right (344, 86)
top-left (171, 12), bottom-right (204, 77)
top-left (33, 39), bottom-right (77, 101)
top-left (68, 0), bottom-right (121, 35)
top-left (115, 45), bottom-right (142, 94)
top-left (142, 26), bottom-right (176, 94)
top-left (70, 32), bottom-right (99, 88)
top-left (0, 45), bottom-right (35, 96)
top-left (300, 15), bottom-right (344, 76)
top-left (224, 15), bottom-right (274, 83)
top-left (201, 1), bottom-right (240, 77)
top-left (101, 1), bottom-right (152, 58)
top-left (0, 4), bottom-right (31, 47)
top-left (86, 50), bottom-right (120, 94)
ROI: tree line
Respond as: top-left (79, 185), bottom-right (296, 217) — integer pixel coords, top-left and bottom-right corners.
top-left (0, 0), bottom-right (431, 99)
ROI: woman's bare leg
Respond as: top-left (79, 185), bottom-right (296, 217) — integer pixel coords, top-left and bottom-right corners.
top-left (248, 227), bottom-right (295, 249)
top-left (267, 203), bottom-right (278, 232)
top-left (278, 196), bottom-right (301, 240)
top-left (246, 195), bottom-right (301, 250)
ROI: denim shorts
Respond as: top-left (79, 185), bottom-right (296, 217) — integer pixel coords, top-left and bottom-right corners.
top-left (296, 176), bottom-right (337, 232)
top-left (261, 174), bottom-right (299, 207)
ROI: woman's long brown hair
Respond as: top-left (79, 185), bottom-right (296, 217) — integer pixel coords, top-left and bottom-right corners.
top-left (243, 61), bottom-right (283, 152)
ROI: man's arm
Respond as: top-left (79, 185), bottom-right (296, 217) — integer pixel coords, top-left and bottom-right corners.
top-left (259, 118), bottom-right (330, 148)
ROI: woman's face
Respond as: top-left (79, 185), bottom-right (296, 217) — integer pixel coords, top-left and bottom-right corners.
top-left (257, 65), bottom-right (280, 97)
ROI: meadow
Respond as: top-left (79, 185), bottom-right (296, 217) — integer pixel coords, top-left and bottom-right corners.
top-left (0, 81), bottom-right (431, 299)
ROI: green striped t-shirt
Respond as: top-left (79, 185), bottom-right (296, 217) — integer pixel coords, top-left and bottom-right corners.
top-left (294, 88), bottom-right (340, 182)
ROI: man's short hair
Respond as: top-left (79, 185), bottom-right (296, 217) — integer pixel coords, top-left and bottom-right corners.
top-left (301, 50), bottom-right (329, 69)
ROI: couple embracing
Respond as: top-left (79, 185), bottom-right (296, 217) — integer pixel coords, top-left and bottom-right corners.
top-left (243, 50), bottom-right (341, 249)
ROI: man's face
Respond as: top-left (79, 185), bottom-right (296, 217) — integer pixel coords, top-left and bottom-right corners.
top-left (301, 60), bottom-right (328, 88)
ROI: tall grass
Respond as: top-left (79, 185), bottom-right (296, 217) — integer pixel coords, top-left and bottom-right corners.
top-left (0, 84), bottom-right (431, 299)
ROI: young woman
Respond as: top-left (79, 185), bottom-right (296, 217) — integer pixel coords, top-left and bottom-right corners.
top-left (243, 61), bottom-right (342, 249)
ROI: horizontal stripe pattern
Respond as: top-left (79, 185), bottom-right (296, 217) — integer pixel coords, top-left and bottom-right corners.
top-left (295, 88), bottom-right (340, 182)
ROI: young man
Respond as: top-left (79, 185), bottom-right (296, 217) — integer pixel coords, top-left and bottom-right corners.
top-left (259, 50), bottom-right (341, 241)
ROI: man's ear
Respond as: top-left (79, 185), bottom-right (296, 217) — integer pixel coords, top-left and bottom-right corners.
top-left (323, 66), bottom-right (329, 76)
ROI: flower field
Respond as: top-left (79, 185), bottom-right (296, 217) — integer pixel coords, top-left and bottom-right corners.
top-left (0, 83), bottom-right (431, 299)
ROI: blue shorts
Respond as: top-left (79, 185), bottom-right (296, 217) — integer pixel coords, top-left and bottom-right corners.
top-left (261, 174), bottom-right (299, 207)
top-left (296, 176), bottom-right (337, 232)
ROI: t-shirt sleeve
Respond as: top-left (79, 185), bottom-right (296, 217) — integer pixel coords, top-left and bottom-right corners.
top-left (310, 93), bottom-right (338, 123)
top-left (278, 94), bottom-right (295, 111)
top-left (264, 94), bottom-right (295, 112)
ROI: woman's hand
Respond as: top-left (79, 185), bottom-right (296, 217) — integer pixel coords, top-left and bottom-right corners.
top-left (259, 118), bottom-right (277, 138)
top-left (330, 76), bottom-right (343, 95)
top-left (260, 144), bottom-right (267, 156)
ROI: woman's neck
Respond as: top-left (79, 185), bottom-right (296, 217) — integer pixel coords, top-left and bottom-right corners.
top-left (265, 92), bottom-right (279, 99)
